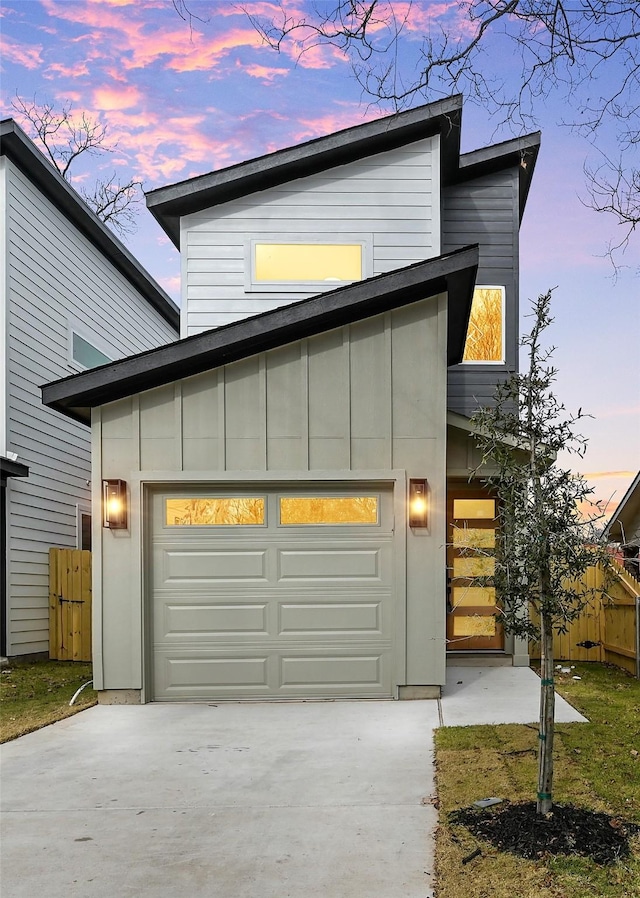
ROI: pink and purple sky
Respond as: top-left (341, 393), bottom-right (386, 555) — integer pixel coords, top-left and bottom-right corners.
top-left (1, 0), bottom-right (638, 517)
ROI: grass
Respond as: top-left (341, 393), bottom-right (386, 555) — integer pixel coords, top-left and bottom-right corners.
top-left (435, 663), bottom-right (640, 898)
top-left (0, 657), bottom-right (97, 743)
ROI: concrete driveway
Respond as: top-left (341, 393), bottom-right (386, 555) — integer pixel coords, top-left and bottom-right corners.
top-left (1, 700), bottom-right (440, 898)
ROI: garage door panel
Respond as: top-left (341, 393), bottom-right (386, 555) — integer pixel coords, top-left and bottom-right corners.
top-left (157, 654), bottom-right (271, 695)
top-left (161, 603), bottom-right (268, 637)
top-left (159, 549), bottom-right (268, 583)
top-left (279, 602), bottom-right (382, 634)
top-left (280, 654), bottom-right (385, 691)
top-left (277, 547), bottom-right (388, 580)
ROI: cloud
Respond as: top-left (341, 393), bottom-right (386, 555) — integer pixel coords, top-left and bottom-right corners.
top-left (241, 62), bottom-right (289, 83)
top-left (0, 36), bottom-right (43, 70)
top-left (165, 28), bottom-right (264, 73)
top-left (44, 60), bottom-right (90, 79)
top-left (93, 85), bottom-right (142, 111)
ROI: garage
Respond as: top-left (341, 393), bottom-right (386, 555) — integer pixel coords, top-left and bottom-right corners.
top-left (150, 485), bottom-right (397, 700)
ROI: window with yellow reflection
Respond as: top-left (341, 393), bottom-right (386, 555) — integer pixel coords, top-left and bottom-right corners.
top-left (453, 556), bottom-right (495, 578)
top-left (252, 242), bottom-right (364, 285)
top-left (452, 499), bottom-right (496, 520)
top-left (166, 498), bottom-right (265, 526)
top-left (462, 286), bottom-right (505, 363)
top-left (452, 527), bottom-right (496, 549)
top-left (280, 497), bottom-right (378, 525)
top-left (453, 616), bottom-right (497, 637)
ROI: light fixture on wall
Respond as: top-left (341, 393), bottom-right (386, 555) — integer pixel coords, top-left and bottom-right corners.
top-left (409, 479), bottom-right (428, 528)
top-left (102, 479), bottom-right (127, 530)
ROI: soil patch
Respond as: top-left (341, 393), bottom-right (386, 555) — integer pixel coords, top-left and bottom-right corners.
top-left (450, 801), bottom-right (640, 865)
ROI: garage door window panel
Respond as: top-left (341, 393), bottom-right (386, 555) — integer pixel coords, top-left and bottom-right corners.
top-left (279, 496), bottom-right (379, 525)
top-left (165, 497), bottom-right (266, 526)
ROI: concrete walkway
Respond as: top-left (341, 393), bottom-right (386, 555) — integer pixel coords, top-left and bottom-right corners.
top-left (0, 667), bottom-right (586, 898)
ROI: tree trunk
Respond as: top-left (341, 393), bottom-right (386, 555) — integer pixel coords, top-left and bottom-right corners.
top-left (537, 607), bottom-right (555, 814)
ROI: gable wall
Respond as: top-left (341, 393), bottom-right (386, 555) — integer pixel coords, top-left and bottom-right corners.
top-left (181, 136), bottom-right (440, 336)
top-left (442, 167), bottom-right (519, 416)
top-left (94, 295), bottom-right (449, 693)
top-left (3, 158), bottom-right (178, 656)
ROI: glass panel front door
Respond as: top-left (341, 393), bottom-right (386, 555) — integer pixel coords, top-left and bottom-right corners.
top-left (447, 487), bottom-right (504, 651)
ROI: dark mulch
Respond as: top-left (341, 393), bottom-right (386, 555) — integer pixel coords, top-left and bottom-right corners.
top-left (450, 801), bottom-right (640, 866)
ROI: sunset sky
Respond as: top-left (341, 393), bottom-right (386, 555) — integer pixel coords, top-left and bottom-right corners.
top-left (1, 0), bottom-right (638, 516)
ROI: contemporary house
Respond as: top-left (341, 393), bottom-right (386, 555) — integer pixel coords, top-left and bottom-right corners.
top-left (43, 96), bottom-right (540, 702)
top-left (1, 119), bottom-right (180, 658)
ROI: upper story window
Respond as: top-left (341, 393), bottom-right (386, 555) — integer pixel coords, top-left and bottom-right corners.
top-left (462, 286), bottom-right (505, 364)
top-left (69, 326), bottom-right (113, 371)
top-left (246, 238), bottom-right (371, 292)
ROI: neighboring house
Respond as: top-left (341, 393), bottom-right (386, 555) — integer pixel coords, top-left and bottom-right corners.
top-left (604, 472), bottom-right (640, 580)
top-left (43, 96), bottom-right (540, 702)
top-left (0, 119), bottom-right (180, 658)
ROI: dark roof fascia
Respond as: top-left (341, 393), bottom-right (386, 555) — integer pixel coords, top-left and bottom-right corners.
top-left (0, 119), bottom-right (179, 333)
top-left (1, 457), bottom-right (30, 480)
top-left (145, 96), bottom-right (464, 247)
top-left (603, 472), bottom-right (640, 542)
top-left (454, 132), bottom-right (541, 221)
top-left (43, 245), bottom-right (479, 426)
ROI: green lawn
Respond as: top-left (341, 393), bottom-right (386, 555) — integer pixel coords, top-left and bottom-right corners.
top-left (0, 658), bottom-right (97, 743)
top-left (435, 663), bottom-right (640, 898)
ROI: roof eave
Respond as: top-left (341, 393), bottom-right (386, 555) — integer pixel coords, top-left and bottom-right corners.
top-left (0, 119), bottom-right (179, 332)
top-left (146, 96), bottom-right (464, 248)
top-left (455, 131), bottom-right (541, 221)
top-left (603, 472), bottom-right (640, 542)
top-left (43, 245), bottom-right (479, 425)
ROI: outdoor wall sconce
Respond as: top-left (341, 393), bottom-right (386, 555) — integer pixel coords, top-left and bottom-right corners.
top-left (102, 479), bottom-right (127, 530)
top-left (409, 479), bottom-right (429, 528)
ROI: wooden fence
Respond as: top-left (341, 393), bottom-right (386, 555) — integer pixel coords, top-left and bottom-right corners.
top-left (530, 561), bottom-right (640, 676)
top-left (49, 548), bottom-right (92, 662)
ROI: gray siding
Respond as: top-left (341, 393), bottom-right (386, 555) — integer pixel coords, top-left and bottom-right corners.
top-left (3, 159), bottom-right (178, 656)
top-left (442, 168), bottom-right (519, 416)
top-left (95, 295), bottom-right (449, 694)
top-left (181, 137), bottom-right (440, 336)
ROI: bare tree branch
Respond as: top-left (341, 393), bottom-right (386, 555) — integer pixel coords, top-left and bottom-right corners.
top-left (242, 1), bottom-right (640, 265)
top-left (80, 174), bottom-right (143, 237)
top-left (12, 95), bottom-right (141, 236)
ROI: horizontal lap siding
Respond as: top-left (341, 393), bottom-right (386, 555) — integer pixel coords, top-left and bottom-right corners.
top-left (182, 139), bottom-right (439, 336)
top-left (4, 161), bottom-right (178, 655)
top-left (442, 169), bottom-right (519, 417)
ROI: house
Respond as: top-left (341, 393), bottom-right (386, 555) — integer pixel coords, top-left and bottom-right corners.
top-left (42, 96), bottom-right (540, 702)
top-left (604, 471), bottom-right (640, 580)
top-left (0, 119), bottom-right (180, 659)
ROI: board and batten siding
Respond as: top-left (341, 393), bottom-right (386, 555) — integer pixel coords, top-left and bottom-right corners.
top-left (95, 296), bottom-right (449, 695)
top-left (181, 137), bottom-right (440, 336)
top-left (442, 168), bottom-right (519, 417)
top-left (2, 158), bottom-right (178, 656)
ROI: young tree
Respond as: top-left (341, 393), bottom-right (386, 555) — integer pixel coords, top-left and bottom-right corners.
top-left (12, 96), bottom-right (141, 237)
top-left (242, 1), bottom-right (639, 262)
top-left (470, 290), bottom-right (610, 815)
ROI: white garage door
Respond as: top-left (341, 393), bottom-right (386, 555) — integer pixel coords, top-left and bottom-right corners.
top-left (150, 486), bottom-right (397, 700)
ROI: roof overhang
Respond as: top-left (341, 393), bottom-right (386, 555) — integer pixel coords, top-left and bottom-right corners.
top-left (43, 245), bottom-right (479, 426)
top-left (456, 132), bottom-right (541, 222)
top-left (1, 457), bottom-right (29, 481)
top-left (146, 96), bottom-right (464, 247)
top-left (0, 119), bottom-right (179, 333)
top-left (603, 472), bottom-right (640, 543)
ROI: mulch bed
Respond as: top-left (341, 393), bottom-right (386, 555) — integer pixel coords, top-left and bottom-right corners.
top-left (450, 801), bottom-right (640, 865)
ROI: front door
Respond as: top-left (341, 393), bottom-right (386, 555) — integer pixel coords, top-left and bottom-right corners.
top-left (446, 486), bottom-right (504, 651)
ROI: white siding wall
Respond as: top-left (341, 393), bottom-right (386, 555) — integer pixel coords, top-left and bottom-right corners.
top-left (3, 159), bottom-right (178, 655)
top-left (181, 137), bottom-right (440, 336)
